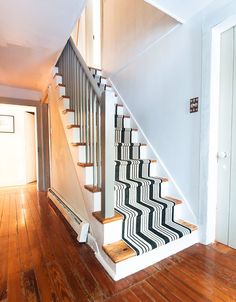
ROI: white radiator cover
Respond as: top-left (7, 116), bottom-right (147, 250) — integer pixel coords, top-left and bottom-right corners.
top-left (48, 188), bottom-right (89, 242)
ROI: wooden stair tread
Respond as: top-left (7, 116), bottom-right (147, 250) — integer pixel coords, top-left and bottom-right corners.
top-left (71, 142), bottom-right (86, 147)
top-left (165, 196), bottom-right (182, 205)
top-left (103, 240), bottom-right (136, 263)
top-left (63, 109), bottom-right (75, 114)
top-left (154, 177), bottom-right (168, 182)
top-left (85, 185), bottom-right (101, 193)
top-left (53, 73), bottom-right (63, 78)
top-left (177, 219), bottom-right (198, 231)
top-left (116, 127), bottom-right (138, 131)
top-left (58, 95), bottom-right (70, 101)
top-left (89, 66), bottom-right (102, 72)
top-left (67, 124), bottom-right (80, 129)
top-left (92, 211), bottom-right (123, 224)
top-left (116, 115), bottom-right (130, 118)
top-left (77, 162), bottom-right (93, 167)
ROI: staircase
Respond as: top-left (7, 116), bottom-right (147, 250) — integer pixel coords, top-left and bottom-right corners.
top-left (48, 38), bottom-right (199, 280)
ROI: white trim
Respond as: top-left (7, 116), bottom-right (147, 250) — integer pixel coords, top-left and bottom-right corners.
top-left (144, 0), bottom-right (185, 23)
top-left (199, 9), bottom-right (236, 244)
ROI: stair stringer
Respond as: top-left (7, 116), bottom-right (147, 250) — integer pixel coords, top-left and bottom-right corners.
top-left (50, 71), bottom-right (124, 255)
top-left (107, 77), bottom-right (197, 225)
top-left (96, 229), bottom-right (199, 280)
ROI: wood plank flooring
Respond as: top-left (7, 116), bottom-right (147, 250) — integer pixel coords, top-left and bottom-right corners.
top-left (1, 184), bottom-right (236, 302)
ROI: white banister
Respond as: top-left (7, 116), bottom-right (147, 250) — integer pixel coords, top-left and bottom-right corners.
top-left (56, 38), bottom-right (115, 218)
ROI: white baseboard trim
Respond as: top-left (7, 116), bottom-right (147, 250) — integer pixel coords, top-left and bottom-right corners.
top-left (48, 188), bottom-right (89, 242)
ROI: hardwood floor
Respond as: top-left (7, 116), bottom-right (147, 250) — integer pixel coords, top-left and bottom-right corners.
top-left (1, 184), bottom-right (236, 302)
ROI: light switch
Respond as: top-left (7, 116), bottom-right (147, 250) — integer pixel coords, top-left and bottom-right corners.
top-left (190, 97), bottom-right (199, 113)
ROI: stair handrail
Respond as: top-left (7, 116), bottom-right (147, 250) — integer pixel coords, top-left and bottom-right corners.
top-left (56, 38), bottom-right (115, 219)
top-left (68, 38), bottom-right (102, 98)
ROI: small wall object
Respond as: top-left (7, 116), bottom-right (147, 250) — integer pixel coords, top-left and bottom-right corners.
top-left (190, 97), bottom-right (199, 113)
top-left (0, 115), bottom-right (15, 133)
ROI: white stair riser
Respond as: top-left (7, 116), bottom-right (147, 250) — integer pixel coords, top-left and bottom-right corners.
top-left (160, 181), bottom-right (168, 196)
top-left (57, 85), bottom-right (66, 98)
top-left (64, 112), bottom-right (75, 125)
top-left (76, 165), bottom-right (94, 185)
top-left (84, 190), bottom-right (101, 213)
top-left (123, 117), bottom-right (130, 128)
top-left (77, 146), bottom-right (86, 163)
top-left (54, 75), bottom-right (62, 86)
top-left (58, 97), bottom-right (70, 110)
top-left (67, 128), bottom-right (81, 143)
top-left (174, 203), bottom-right (183, 220)
top-left (92, 218), bottom-right (123, 247)
top-left (52, 67), bottom-right (59, 77)
top-left (140, 145), bottom-right (147, 159)
top-left (149, 162), bottom-right (158, 177)
top-left (131, 131), bottom-right (138, 143)
top-left (116, 106), bottom-right (124, 115)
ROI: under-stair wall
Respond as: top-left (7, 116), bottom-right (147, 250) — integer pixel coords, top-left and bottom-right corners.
top-left (48, 81), bottom-right (89, 222)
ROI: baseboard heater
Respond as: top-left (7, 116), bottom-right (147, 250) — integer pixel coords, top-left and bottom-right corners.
top-left (48, 188), bottom-right (89, 242)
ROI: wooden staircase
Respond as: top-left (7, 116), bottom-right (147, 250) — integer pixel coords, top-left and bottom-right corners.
top-left (48, 38), bottom-right (199, 280)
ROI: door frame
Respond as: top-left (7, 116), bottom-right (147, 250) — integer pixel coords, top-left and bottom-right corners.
top-left (199, 3), bottom-right (236, 244)
top-left (0, 97), bottom-right (50, 191)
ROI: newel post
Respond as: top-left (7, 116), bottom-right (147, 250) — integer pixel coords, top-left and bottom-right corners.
top-left (101, 91), bottom-right (115, 218)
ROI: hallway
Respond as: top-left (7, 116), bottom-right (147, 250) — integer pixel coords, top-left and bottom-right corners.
top-left (0, 185), bottom-right (236, 302)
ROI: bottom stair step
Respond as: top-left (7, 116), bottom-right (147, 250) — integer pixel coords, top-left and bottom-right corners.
top-left (103, 220), bottom-right (198, 264)
top-left (103, 240), bottom-right (136, 263)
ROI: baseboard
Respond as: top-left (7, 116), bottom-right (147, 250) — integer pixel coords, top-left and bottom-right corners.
top-left (48, 188), bottom-right (89, 242)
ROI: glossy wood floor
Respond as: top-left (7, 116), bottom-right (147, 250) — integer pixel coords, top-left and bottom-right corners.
top-left (1, 184), bottom-right (236, 302)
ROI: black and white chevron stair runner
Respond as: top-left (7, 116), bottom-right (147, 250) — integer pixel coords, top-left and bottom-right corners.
top-left (114, 110), bottom-right (191, 256)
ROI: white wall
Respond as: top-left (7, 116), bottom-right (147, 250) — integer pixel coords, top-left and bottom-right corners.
top-left (49, 84), bottom-right (89, 220)
top-left (102, 0), bottom-right (235, 223)
top-left (0, 104), bottom-right (36, 187)
top-left (103, 0), bottom-right (178, 75)
top-left (0, 84), bottom-right (41, 100)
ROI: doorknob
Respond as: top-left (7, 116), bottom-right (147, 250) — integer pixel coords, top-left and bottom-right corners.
top-left (217, 151), bottom-right (229, 159)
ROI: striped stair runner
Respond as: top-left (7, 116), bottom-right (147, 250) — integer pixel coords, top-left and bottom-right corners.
top-left (114, 117), bottom-right (191, 255)
top-left (90, 69), bottom-right (192, 256)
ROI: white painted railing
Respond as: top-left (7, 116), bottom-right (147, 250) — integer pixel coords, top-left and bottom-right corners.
top-left (56, 38), bottom-right (115, 218)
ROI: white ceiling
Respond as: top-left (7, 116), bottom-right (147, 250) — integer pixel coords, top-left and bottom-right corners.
top-left (0, 0), bottom-right (85, 93)
top-left (144, 0), bottom-right (216, 23)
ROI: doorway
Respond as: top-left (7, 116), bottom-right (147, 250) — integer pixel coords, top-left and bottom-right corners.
top-left (24, 111), bottom-right (37, 184)
top-left (215, 26), bottom-right (236, 249)
top-left (0, 104), bottom-right (37, 187)
top-left (199, 12), bottom-right (236, 247)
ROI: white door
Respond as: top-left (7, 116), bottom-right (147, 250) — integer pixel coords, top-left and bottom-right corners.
top-left (216, 26), bottom-right (236, 248)
top-left (24, 112), bottom-right (37, 183)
